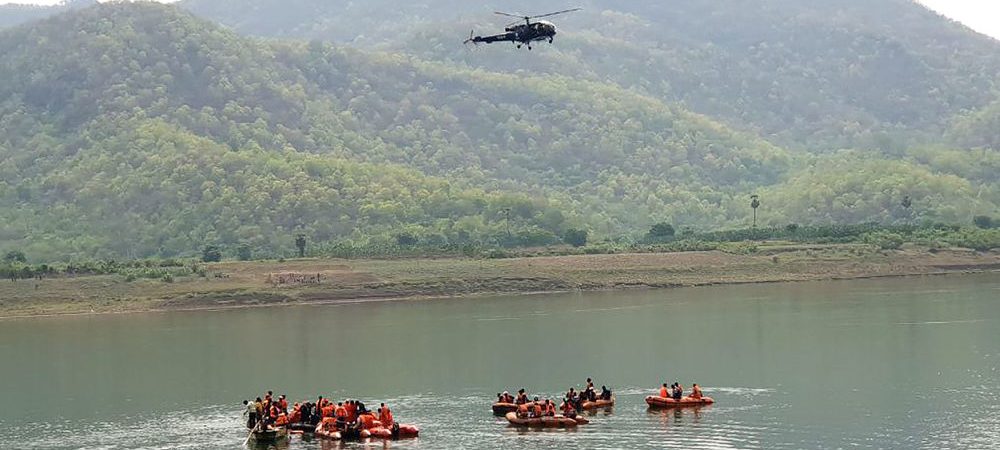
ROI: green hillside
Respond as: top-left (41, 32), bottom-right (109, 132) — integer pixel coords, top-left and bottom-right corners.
top-left (178, 0), bottom-right (1000, 150)
top-left (0, 2), bottom-right (997, 261)
top-left (0, 3), bottom-right (783, 260)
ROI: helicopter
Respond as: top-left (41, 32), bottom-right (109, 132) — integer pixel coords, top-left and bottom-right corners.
top-left (465, 8), bottom-right (581, 50)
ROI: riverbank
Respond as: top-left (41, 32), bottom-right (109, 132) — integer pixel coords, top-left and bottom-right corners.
top-left (1, 243), bottom-right (998, 319)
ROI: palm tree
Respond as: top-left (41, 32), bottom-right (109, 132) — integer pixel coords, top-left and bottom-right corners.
top-left (750, 194), bottom-right (761, 228)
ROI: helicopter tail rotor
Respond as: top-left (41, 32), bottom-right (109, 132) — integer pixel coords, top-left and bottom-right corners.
top-left (464, 30), bottom-right (479, 46)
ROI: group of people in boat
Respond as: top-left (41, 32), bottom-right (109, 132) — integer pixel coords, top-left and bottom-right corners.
top-left (498, 378), bottom-right (613, 419)
top-left (658, 382), bottom-right (704, 400)
top-left (243, 391), bottom-right (290, 430)
top-left (243, 390), bottom-right (396, 434)
top-left (312, 396), bottom-right (398, 436)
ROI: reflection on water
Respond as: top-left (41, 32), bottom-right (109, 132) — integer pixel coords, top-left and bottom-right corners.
top-left (2, 274), bottom-right (999, 449)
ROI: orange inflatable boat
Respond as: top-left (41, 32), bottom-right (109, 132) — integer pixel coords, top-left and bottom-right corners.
top-left (314, 423), bottom-right (419, 440)
top-left (645, 395), bottom-right (715, 408)
top-left (492, 402), bottom-right (520, 416)
top-left (504, 412), bottom-right (590, 428)
top-left (579, 395), bottom-right (615, 410)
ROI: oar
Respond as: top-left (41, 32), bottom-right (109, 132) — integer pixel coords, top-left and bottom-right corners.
top-left (243, 420), bottom-right (260, 447)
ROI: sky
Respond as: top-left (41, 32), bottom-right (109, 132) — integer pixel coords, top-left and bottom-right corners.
top-left (1, 0), bottom-right (999, 40)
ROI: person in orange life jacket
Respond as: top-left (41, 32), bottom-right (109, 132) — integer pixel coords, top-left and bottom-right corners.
top-left (659, 383), bottom-right (670, 398)
top-left (274, 410), bottom-right (289, 427)
top-left (345, 400), bottom-right (358, 423)
top-left (278, 395), bottom-right (288, 413)
top-left (266, 402), bottom-right (280, 427)
top-left (358, 409), bottom-right (377, 429)
top-left (531, 397), bottom-right (543, 418)
top-left (691, 383), bottom-right (703, 399)
top-left (334, 402), bottom-right (348, 424)
top-left (378, 403), bottom-right (394, 428)
top-left (560, 397), bottom-right (577, 418)
top-left (515, 389), bottom-right (529, 405)
top-left (544, 399), bottom-right (556, 417)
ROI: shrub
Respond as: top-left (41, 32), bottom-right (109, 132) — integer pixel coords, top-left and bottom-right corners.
top-left (973, 215), bottom-right (994, 230)
top-left (718, 242), bottom-right (759, 255)
top-left (863, 231), bottom-right (905, 250)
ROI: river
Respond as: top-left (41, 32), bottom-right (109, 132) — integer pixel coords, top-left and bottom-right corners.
top-left (1, 274), bottom-right (998, 449)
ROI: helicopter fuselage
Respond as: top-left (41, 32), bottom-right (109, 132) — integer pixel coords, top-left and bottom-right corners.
top-left (469, 20), bottom-right (558, 48)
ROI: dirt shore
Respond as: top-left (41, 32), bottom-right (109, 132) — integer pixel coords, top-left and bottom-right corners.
top-left (1, 245), bottom-right (998, 319)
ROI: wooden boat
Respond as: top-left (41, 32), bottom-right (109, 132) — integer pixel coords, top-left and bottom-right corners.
top-left (645, 395), bottom-right (714, 408)
top-left (249, 426), bottom-right (289, 443)
top-left (579, 395), bottom-right (615, 410)
top-left (505, 412), bottom-right (589, 428)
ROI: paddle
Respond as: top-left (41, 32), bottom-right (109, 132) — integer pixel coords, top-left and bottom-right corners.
top-left (243, 419), bottom-right (260, 447)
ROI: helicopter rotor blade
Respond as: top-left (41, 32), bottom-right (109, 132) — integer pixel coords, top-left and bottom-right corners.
top-left (494, 11), bottom-right (526, 19)
top-left (530, 7), bottom-right (582, 19)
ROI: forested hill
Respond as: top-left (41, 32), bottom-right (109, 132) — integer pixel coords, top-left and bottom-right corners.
top-left (177, 0), bottom-right (1000, 151)
top-left (3, 1), bottom-right (998, 149)
top-left (0, 2), bottom-right (997, 261)
top-left (0, 2), bottom-right (787, 260)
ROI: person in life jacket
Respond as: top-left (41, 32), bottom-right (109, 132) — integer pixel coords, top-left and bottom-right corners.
top-left (544, 399), bottom-right (556, 417)
top-left (319, 416), bottom-right (338, 432)
top-left (560, 397), bottom-right (577, 418)
top-left (672, 383), bottom-right (684, 400)
top-left (531, 398), bottom-right (543, 418)
top-left (691, 384), bottom-right (703, 399)
top-left (502, 391), bottom-right (514, 403)
top-left (378, 403), bottom-right (394, 428)
top-left (267, 403), bottom-right (280, 427)
top-left (356, 409), bottom-right (376, 430)
top-left (275, 411), bottom-right (289, 427)
top-left (289, 403), bottom-right (301, 424)
top-left (515, 389), bottom-right (529, 405)
top-left (345, 400), bottom-right (358, 423)
top-left (659, 383), bottom-right (670, 398)
top-left (600, 385), bottom-right (612, 401)
top-left (278, 395), bottom-right (288, 413)
top-left (321, 401), bottom-right (335, 418)
top-left (334, 402), bottom-right (349, 427)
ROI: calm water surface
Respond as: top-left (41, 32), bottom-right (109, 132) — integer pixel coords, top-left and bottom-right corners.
top-left (2, 274), bottom-right (999, 449)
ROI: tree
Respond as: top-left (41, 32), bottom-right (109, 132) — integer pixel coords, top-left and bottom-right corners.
top-left (236, 243), bottom-right (253, 261)
top-left (3, 250), bottom-right (27, 263)
top-left (750, 194), bottom-right (761, 228)
top-left (395, 233), bottom-right (418, 246)
top-left (295, 234), bottom-right (307, 258)
top-left (973, 215), bottom-right (994, 229)
top-left (562, 228), bottom-right (588, 247)
top-left (649, 222), bottom-right (676, 238)
top-left (201, 245), bottom-right (222, 262)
